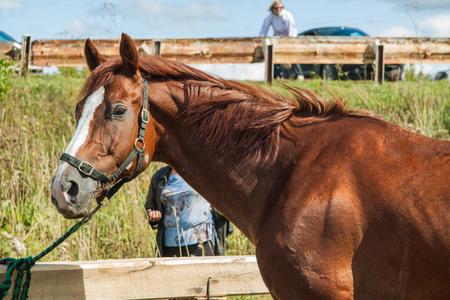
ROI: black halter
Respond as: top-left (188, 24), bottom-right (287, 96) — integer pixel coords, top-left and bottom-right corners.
top-left (60, 77), bottom-right (150, 201)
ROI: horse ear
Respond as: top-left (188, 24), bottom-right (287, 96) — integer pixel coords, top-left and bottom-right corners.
top-left (84, 38), bottom-right (106, 71)
top-left (119, 33), bottom-right (139, 76)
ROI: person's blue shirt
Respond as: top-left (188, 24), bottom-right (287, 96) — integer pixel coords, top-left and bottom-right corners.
top-left (161, 173), bottom-right (214, 247)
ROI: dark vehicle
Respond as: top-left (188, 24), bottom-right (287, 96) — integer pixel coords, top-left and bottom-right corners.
top-left (432, 70), bottom-right (450, 81)
top-left (297, 26), bottom-right (403, 81)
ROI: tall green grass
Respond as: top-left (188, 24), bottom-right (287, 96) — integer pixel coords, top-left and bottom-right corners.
top-left (1, 70), bottom-right (449, 265)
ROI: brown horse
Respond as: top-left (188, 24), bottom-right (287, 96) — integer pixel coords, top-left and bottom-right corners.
top-left (50, 33), bottom-right (450, 299)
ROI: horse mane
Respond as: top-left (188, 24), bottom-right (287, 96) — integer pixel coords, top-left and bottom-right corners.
top-left (81, 55), bottom-right (380, 163)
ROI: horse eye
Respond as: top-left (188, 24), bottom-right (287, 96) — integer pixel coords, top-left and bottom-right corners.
top-left (111, 106), bottom-right (127, 118)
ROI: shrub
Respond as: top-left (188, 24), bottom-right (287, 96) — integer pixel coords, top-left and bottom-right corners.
top-left (0, 58), bottom-right (14, 99)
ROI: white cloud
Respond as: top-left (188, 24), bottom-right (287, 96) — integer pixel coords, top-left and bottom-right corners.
top-left (375, 26), bottom-right (416, 37)
top-left (419, 15), bottom-right (450, 37)
top-left (375, 14), bottom-right (450, 37)
top-left (174, 2), bottom-right (224, 23)
top-left (64, 19), bottom-right (86, 38)
top-left (0, 0), bottom-right (20, 9)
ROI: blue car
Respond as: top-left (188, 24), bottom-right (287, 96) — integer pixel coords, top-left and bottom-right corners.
top-left (0, 31), bottom-right (17, 42)
top-left (297, 26), bottom-right (404, 81)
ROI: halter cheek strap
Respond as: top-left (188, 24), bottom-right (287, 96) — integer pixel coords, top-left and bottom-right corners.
top-left (60, 77), bottom-right (150, 201)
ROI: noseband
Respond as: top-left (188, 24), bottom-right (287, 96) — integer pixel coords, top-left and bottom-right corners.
top-left (60, 77), bottom-right (150, 201)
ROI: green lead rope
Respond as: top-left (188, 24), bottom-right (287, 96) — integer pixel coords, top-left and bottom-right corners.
top-left (0, 203), bottom-right (103, 300)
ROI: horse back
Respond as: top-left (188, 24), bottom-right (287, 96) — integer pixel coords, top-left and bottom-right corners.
top-left (297, 117), bottom-right (450, 222)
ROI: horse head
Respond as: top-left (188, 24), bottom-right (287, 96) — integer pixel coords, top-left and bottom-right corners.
top-left (50, 33), bottom-right (158, 219)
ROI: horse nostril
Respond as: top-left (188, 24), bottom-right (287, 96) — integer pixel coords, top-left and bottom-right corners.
top-left (67, 180), bottom-right (79, 197)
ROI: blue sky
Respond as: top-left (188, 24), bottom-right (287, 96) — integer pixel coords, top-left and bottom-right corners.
top-left (1, 0), bottom-right (449, 79)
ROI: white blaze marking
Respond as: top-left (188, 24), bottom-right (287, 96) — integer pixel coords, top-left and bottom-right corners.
top-left (51, 87), bottom-right (105, 209)
top-left (53, 86), bottom-right (105, 186)
top-left (65, 86), bottom-right (105, 156)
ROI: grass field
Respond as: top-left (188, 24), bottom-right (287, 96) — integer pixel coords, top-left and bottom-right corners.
top-left (1, 66), bottom-right (449, 271)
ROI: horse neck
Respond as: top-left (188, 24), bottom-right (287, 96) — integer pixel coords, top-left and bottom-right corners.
top-left (147, 81), bottom-right (282, 243)
top-left (166, 139), bottom-right (282, 244)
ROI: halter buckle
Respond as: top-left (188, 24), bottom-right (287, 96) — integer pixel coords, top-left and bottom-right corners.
top-left (78, 161), bottom-right (94, 176)
top-left (141, 109), bottom-right (150, 124)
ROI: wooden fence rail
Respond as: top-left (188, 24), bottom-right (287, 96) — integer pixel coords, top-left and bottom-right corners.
top-left (0, 256), bottom-right (269, 299)
top-left (24, 36), bottom-right (450, 67)
top-left (1, 36), bottom-right (449, 82)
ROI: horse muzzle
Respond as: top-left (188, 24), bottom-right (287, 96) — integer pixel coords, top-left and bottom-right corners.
top-left (51, 195), bottom-right (89, 219)
top-left (50, 163), bottom-right (99, 219)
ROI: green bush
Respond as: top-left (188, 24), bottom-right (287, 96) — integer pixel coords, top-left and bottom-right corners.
top-left (0, 58), bottom-right (14, 99)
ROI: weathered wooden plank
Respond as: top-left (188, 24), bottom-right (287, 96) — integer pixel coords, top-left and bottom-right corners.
top-left (31, 39), bottom-right (119, 67)
top-left (272, 36), bottom-right (374, 64)
top-left (379, 37), bottom-right (450, 64)
top-left (30, 36), bottom-right (450, 67)
top-left (271, 36), bottom-right (450, 64)
top-left (31, 37), bottom-right (264, 67)
top-left (152, 37), bottom-right (264, 64)
top-left (0, 256), bottom-right (269, 299)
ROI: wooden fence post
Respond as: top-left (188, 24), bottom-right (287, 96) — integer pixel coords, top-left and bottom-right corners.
top-left (19, 34), bottom-right (31, 77)
top-left (374, 39), bottom-right (385, 84)
top-left (153, 40), bottom-right (161, 57)
top-left (263, 38), bottom-right (273, 85)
